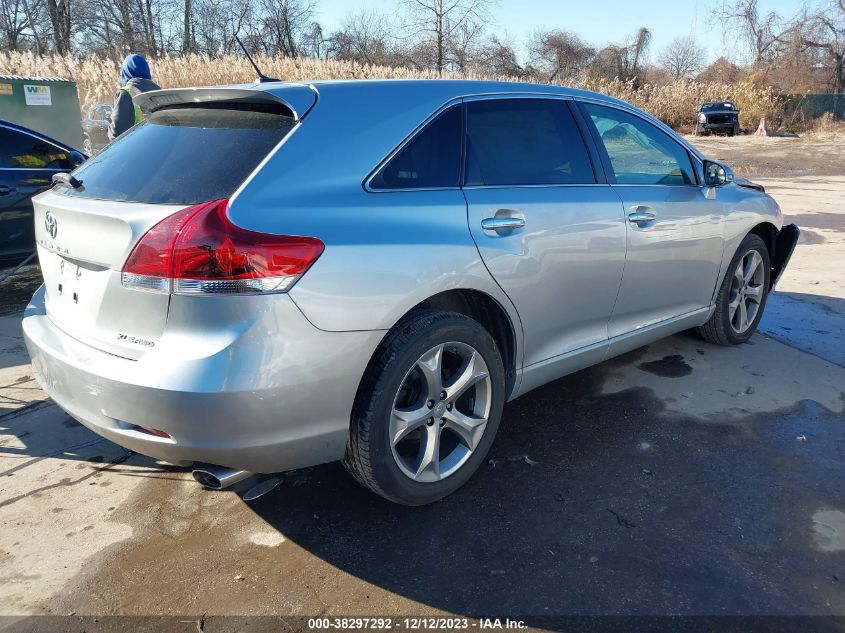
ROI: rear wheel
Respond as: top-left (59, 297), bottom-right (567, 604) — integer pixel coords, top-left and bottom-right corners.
top-left (344, 310), bottom-right (505, 505)
top-left (698, 234), bottom-right (770, 345)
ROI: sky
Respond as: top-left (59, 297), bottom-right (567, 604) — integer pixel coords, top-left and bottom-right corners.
top-left (315, 0), bottom-right (805, 65)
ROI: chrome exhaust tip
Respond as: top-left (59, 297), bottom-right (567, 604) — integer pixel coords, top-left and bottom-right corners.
top-left (192, 466), bottom-right (253, 490)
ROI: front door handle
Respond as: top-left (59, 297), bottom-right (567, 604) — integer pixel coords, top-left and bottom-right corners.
top-left (481, 217), bottom-right (525, 231)
top-left (627, 209), bottom-right (656, 224)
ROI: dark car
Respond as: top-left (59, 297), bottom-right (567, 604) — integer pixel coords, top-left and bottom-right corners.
top-left (81, 102), bottom-right (113, 155)
top-left (0, 120), bottom-right (86, 267)
top-left (695, 101), bottom-right (740, 136)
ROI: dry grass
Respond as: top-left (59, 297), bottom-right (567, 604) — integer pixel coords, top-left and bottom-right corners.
top-left (1, 51), bottom-right (784, 130)
top-left (804, 112), bottom-right (845, 135)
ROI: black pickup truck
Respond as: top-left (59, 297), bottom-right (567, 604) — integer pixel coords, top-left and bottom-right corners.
top-left (694, 101), bottom-right (740, 136)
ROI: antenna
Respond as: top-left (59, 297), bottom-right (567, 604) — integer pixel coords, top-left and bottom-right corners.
top-left (234, 35), bottom-right (280, 83)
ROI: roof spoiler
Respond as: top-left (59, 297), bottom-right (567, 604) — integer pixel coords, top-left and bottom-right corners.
top-left (135, 84), bottom-right (317, 121)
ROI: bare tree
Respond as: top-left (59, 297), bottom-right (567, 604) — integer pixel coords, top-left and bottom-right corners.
top-left (190, 0), bottom-right (252, 56)
top-left (0, 0), bottom-right (32, 50)
top-left (133, 0), bottom-right (158, 56)
top-left (181, 0), bottom-right (193, 52)
top-left (800, 0), bottom-right (845, 95)
top-left (658, 36), bottom-right (705, 79)
top-left (446, 15), bottom-right (483, 71)
top-left (472, 34), bottom-right (522, 76)
top-left (18, 0), bottom-right (42, 53)
top-left (400, 0), bottom-right (493, 74)
top-left (328, 9), bottom-right (396, 65)
top-left (718, 0), bottom-right (786, 65)
top-left (301, 20), bottom-right (326, 58)
top-left (696, 56), bottom-right (746, 83)
top-left (44, 0), bottom-right (71, 53)
top-left (629, 26), bottom-right (652, 76)
top-left (528, 29), bottom-right (594, 82)
top-left (258, 0), bottom-right (314, 58)
top-left (72, 0), bottom-right (178, 57)
top-left (592, 27), bottom-right (652, 82)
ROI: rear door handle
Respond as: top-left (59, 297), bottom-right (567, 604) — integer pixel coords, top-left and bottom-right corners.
top-left (0, 185), bottom-right (16, 195)
top-left (481, 217), bottom-right (525, 231)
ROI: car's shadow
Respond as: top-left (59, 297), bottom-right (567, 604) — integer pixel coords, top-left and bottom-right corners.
top-left (243, 341), bottom-right (845, 617)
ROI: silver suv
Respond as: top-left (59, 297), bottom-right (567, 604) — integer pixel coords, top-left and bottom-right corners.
top-left (23, 80), bottom-right (798, 505)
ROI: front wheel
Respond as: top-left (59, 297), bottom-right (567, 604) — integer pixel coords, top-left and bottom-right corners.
top-left (344, 310), bottom-right (505, 505)
top-left (698, 234), bottom-right (771, 345)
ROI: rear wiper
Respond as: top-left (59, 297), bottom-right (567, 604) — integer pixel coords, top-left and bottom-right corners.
top-left (52, 172), bottom-right (83, 190)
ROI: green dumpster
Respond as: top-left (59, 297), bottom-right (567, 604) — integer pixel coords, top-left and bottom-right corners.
top-left (0, 75), bottom-right (84, 150)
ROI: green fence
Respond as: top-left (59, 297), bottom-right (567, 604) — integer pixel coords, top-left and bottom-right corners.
top-left (783, 93), bottom-right (845, 123)
top-left (0, 75), bottom-right (84, 149)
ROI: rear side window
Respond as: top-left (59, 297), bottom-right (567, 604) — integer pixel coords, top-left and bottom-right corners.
top-left (369, 106), bottom-right (462, 190)
top-left (61, 105), bottom-right (296, 204)
top-left (0, 127), bottom-right (71, 169)
top-left (581, 103), bottom-right (695, 186)
top-left (464, 99), bottom-right (595, 186)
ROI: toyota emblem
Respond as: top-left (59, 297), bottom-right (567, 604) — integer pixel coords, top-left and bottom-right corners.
top-left (45, 211), bottom-right (58, 239)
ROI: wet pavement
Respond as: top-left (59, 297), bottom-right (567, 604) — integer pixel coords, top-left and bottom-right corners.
top-left (48, 347), bottom-right (845, 618)
top-left (0, 265), bottom-right (42, 317)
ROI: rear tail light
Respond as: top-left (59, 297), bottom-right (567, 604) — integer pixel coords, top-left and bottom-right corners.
top-left (121, 199), bottom-right (324, 295)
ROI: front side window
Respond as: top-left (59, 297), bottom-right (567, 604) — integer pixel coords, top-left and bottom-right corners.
top-left (0, 128), bottom-right (70, 169)
top-left (464, 99), bottom-right (595, 187)
top-left (581, 103), bottom-right (695, 186)
top-left (369, 106), bottom-right (462, 190)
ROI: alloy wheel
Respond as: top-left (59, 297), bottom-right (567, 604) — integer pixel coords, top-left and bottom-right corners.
top-left (389, 342), bottom-right (492, 483)
top-left (729, 249), bottom-right (765, 334)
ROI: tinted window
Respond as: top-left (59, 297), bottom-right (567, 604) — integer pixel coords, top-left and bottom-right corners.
top-left (701, 102), bottom-right (735, 112)
top-left (582, 103), bottom-right (695, 186)
top-left (61, 105), bottom-right (296, 204)
top-left (0, 128), bottom-right (70, 169)
top-left (370, 106), bottom-right (462, 189)
top-left (464, 99), bottom-right (595, 186)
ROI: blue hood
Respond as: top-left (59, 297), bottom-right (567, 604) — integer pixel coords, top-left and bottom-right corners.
top-left (120, 54), bottom-right (151, 86)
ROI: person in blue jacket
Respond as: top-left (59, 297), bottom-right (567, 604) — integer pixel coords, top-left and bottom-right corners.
top-left (108, 54), bottom-right (161, 141)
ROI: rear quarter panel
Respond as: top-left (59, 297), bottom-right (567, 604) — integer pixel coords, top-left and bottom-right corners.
top-left (232, 184), bottom-right (522, 355)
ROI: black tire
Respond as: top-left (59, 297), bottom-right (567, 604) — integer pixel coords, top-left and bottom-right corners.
top-left (343, 310), bottom-right (505, 505)
top-left (698, 234), bottom-right (771, 346)
top-left (731, 123), bottom-right (740, 137)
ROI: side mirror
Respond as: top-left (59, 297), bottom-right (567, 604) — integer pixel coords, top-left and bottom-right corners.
top-left (703, 160), bottom-right (733, 187)
top-left (68, 150), bottom-right (87, 167)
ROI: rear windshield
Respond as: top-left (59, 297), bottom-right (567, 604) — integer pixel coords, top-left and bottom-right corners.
top-left (60, 105), bottom-right (296, 204)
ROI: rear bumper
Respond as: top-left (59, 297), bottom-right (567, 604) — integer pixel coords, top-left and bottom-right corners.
top-left (22, 285), bottom-right (383, 473)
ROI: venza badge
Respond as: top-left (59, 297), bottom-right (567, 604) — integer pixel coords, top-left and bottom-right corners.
top-left (44, 211), bottom-right (58, 239)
